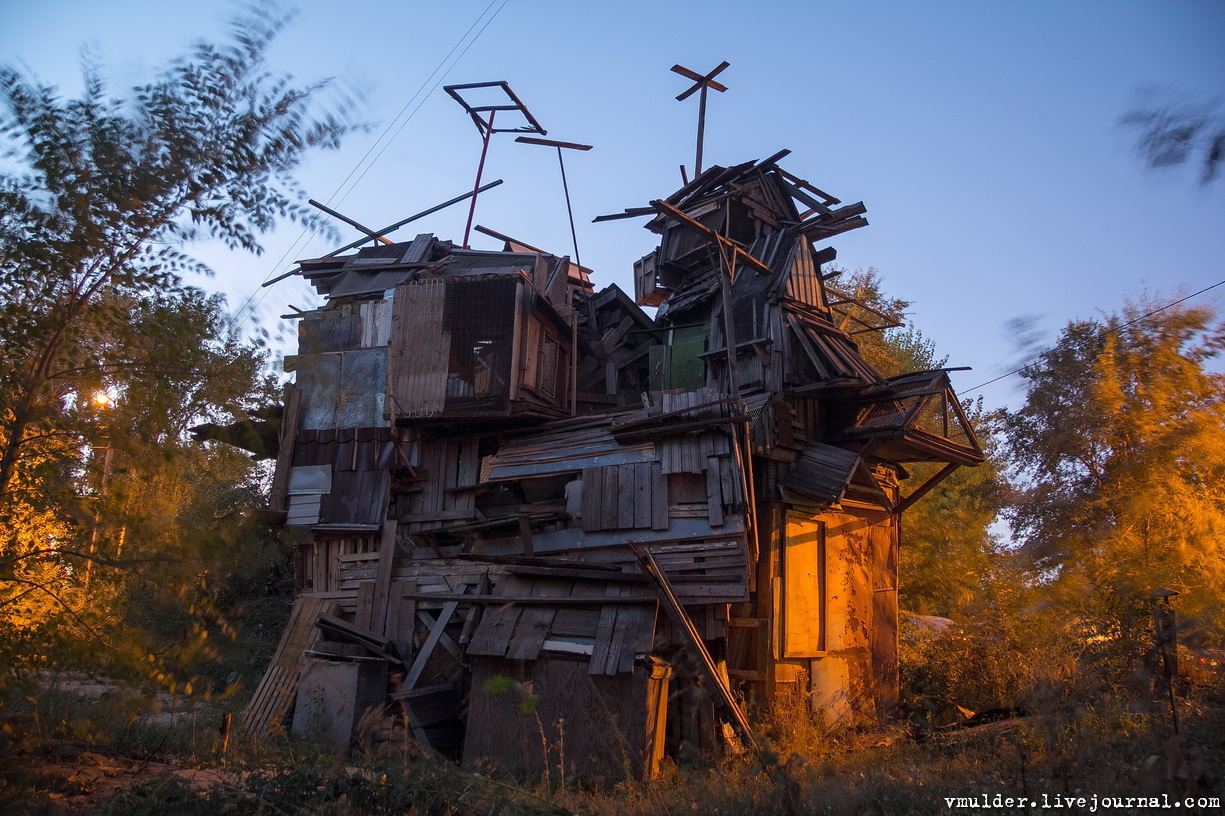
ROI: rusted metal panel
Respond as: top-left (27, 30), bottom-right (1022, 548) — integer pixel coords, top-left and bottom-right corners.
top-left (784, 442), bottom-right (859, 506)
top-left (487, 431), bottom-right (655, 481)
top-left (387, 281), bottom-right (447, 417)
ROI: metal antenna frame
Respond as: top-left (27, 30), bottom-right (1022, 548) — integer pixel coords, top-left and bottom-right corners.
top-left (444, 81), bottom-right (547, 248)
top-left (515, 136), bottom-right (593, 267)
top-left (671, 62), bottom-right (729, 177)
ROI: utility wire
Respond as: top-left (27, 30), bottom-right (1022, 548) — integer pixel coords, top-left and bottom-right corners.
top-left (225, 0), bottom-right (510, 334)
top-left (962, 277), bottom-right (1225, 396)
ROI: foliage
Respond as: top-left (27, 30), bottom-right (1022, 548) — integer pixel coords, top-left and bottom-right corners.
top-left (830, 267), bottom-right (1006, 617)
top-left (1002, 298), bottom-right (1225, 653)
top-left (0, 2), bottom-right (351, 501)
top-left (7, 665), bottom-right (1221, 816)
top-left (0, 5), bottom-right (349, 693)
top-left (1121, 91), bottom-right (1225, 186)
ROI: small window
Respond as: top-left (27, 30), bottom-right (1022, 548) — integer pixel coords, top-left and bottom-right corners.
top-left (538, 334), bottom-right (560, 399)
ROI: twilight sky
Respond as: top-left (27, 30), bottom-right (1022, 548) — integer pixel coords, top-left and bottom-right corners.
top-left (2, 0), bottom-right (1223, 411)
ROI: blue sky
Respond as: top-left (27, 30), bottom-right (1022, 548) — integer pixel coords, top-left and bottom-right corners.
top-left (2, 0), bottom-right (1223, 411)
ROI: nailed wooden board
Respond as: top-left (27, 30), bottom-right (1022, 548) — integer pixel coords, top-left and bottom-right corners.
top-left (240, 596), bottom-right (336, 736)
top-left (387, 282), bottom-right (448, 416)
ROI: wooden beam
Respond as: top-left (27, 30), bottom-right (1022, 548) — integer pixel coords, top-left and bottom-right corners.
top-left (896, 462), bottom-right (959, 514)
top-left (370, 520), bottom-right (398, 636)
top-left (401, 584), bottom-right (467, 691)
top-left (631, 544), bottom-right (758, 752)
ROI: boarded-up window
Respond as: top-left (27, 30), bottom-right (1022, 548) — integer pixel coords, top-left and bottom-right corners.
top-left (581, 462), bottom-right (667, 532)
top-left (783, 513), bottom-right (825, 657)
top-left (401, 435), bottom-right (480, 526)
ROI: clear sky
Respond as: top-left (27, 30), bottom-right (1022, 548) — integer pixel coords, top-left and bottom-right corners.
top-left (2, 0), bottom-right (1223, 411)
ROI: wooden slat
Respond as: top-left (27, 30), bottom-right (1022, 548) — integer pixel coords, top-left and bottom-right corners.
top-left (414, 611), bottom-right (465, 663)
top-left (401, 584), bottom-right (467, 691)
top-left (354, 581), bottom-right (375, 631)
top-left (634, 462), bottom-right (652, 529)
top-left (651, 464), bottom-right (669, 531)
top-left (504, 579), bottom-right (569, 661)
top-left (389, 579), bottom-right (417, 660)
top-left (589, 583), bottom-right (621, 676)
top-left (618, 464), bottom-right (636, 529)
top-left (240, 596), bottom-right (334, 736)
top-left (581, 466), bottom-right (602, 533)
top-left (466, 576), bottom-right (532, 656)
top-left (706, 456), bottom-right (724, 527)
top-left (370, 521), bottom-right (398, 636)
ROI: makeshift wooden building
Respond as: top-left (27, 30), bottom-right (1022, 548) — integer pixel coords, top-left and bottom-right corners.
top-left (241, 151), bottom-right (983, 777)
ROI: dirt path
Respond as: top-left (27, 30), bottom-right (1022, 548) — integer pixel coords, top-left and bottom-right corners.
top-left (2, 739), bottom-right (246, 814)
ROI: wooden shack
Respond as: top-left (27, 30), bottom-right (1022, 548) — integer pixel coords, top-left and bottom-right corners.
top-left (242, 152), bottom-right (983, 776)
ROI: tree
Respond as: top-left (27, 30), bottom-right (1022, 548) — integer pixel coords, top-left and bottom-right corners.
top-left (0, 4), bottom-right (351, 504)
top-left (831, 268), bottom-right (1006, 616)
top-left (1003, 299), bottom-right (1225, 647)
top-left (0, 7), bottom-right (353, 683)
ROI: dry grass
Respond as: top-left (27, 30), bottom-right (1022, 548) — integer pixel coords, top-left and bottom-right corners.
top-left (3, 655), bottom-right (1221, 815)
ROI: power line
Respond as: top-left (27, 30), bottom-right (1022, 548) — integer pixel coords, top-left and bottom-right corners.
top-left (962, 277), bottom-right (1225, 395)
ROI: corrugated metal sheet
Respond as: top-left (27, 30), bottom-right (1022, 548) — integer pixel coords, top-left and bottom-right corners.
top-left (783, 442), bottom-right (859, 505)
top-left (485, 422), bottom-right (656, 481)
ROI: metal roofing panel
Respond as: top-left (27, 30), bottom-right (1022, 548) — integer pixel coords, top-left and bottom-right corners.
top-left (783, 442), bottom-right (860, 505)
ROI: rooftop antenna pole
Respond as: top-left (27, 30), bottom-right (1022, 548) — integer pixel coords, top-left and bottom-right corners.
top-left (445, 81), bottom-right (547, 249)
top-left (515, 136), bottom-right (594, 267)
top-left (464, 108), bottom-right (496, 249)
top-left (671, 61), bottom-right (729, 177)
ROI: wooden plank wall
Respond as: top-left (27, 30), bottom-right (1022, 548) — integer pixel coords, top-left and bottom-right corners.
top-left (656, 391), bottom-right (731, 474)
top-left (402, 436), bottom-right (478, 528)
top-left (581, 462), bottom-right (666, 532)
top-left (784, 236), bottom-right (824, 310)
top-left (464, 657), bottom-right (668, 780)
top-left (301, 534), bottom-right (379, 593)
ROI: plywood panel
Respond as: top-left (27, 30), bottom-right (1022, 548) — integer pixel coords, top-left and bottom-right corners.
top-left (782, 513), bottom-right (824, 657)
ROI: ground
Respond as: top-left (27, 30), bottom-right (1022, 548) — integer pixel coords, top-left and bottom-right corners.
top-left (2, 668), bottom-right (1222, 815)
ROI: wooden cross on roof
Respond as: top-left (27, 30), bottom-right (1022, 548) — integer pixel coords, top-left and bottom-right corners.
top-left (671, 61), bottom-right (729, 178)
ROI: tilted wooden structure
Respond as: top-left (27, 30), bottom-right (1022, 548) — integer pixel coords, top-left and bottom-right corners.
top-left (243, 150), bottom-right (983, 778)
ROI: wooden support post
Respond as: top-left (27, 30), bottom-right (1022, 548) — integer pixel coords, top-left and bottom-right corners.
top-left (370, 520), bottom-right (398, 636)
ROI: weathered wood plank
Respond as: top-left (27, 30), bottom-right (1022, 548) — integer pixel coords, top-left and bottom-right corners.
top-left (589, 584), bottom-right (621, 676)
top-left (504, 579), bottom-right (569, 661)
top-left (652, 464), bottom-right (669, 531)
top-left (370, 521), bottom-right (398, 636)
top-left (466, 576), bottom-right (531, 656)
top-left (633, 545), bottom-right (757, 751)
top-left (634, 462), bottom-right (652, 529)
top-left (618, 464), bottom-right (636, 529)
top-left (706, 456), bottom-right (724, 527)
top-left (240, 596), bottom-right (335, 736)
top-left (354, 581), bottom-right (375, 631)
top-left (401, 584), bottom-right (467, 691)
